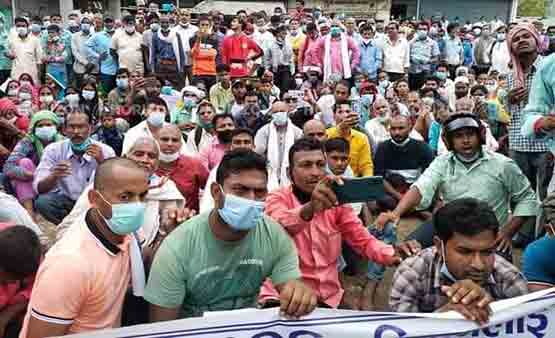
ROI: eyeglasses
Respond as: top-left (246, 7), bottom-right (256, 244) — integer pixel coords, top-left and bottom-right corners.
top-left (285, 98), bottom-right (298, 103)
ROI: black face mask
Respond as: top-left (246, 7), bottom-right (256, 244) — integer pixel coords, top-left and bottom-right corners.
top-left (217, 129), bottom-right (233, 143)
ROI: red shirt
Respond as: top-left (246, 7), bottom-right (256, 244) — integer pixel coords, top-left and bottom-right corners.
top-left (155, 155), bottom-right (209, 212)
top-left (221, 33), bottom-right (262, 78)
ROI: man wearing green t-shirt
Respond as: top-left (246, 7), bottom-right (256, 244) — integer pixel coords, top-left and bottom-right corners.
top-left (144, 149), bottom-right (316, 320)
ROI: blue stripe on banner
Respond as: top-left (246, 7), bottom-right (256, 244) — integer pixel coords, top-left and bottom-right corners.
top-left (118, 315), bottom-right (425, 338)
top-left (524, 292), bottom-right (555, 304)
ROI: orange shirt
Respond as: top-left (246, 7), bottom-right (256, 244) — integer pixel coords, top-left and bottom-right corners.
top-left (190, 35), bottom-right (219, 76)
top-left (19, 211), bottom-right (132, 336)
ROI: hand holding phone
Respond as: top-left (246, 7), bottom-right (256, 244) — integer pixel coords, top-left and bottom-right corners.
top-left (331, 176), bottom-right (385, 204)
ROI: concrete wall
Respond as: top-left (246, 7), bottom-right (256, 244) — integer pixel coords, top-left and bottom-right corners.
top-left (12, 0), bottom-right (58, 18)
top-left (286, 0), bottom-right (391, 20)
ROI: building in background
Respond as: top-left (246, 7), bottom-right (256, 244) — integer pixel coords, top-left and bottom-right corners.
top-left (391, 0), bottom-right (518, 22)
top-left (7, 0), bottom-right (519, 25)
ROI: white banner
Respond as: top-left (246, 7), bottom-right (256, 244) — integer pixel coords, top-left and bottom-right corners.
top-left (69, 289), bottom-right (555, 338)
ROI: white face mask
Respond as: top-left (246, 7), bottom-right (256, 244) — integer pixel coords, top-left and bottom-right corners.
top-left (295, 78), bottom-right (303, 87)
top-left (40, 95), bottom-right (54, 104)
top-left (125, 25), bottom-right (136, 34)
top-left (159, 151), bottom-right (180, 163)
top-left (82, 90), bottom-right (95, 100)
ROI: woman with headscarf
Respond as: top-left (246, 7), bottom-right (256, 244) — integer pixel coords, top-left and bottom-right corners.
top-left (0, 13), bottom-right (10, 85)
top-left (79, 79), bottom-right (102, 124)
top-left (37, 85), bottom-right (57, 112)
top-left (0, 99), bottom-right (25, 181)
top-left (18, 73), bottom-right (38, 93)
top-left (5, 80), bottom-right (19, 102)
top-left (17, 83), bottom-right (38, 117)
top-left (3, 110), bottom-right (63, 219)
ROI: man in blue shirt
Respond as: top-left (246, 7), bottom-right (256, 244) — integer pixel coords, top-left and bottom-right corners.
top-left (358, 24), bottom-right (382, 82)
top-left (522, 194), bottom-right (555, 292)
top-left (409, 22), bottom-right (440, 90)
top-left (443, 23), bottom-right (463, 78)
top-left (86, 15), bottom-right (118, 94)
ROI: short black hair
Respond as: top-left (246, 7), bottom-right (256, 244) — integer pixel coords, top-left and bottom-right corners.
top-left (213, 113), bottom-right (234, 128)
top-left (360, 24), bottom-right (374, 33)
top-left (425, 75), bottom-right (441, 85)
top-left (333, 101), bottom-right (352, 113)
top-left (217, 64), bottom-right (230, 74)
top-left (216, 149), bottom-right (268, 184)
top-left (116, 67), bottom-right (130, 76)
top-left (14, 17), bottom-right (28, 25)
top-left (198, 15), bottom-right (211, 23)
top-left (0, 226), bottom-right (41, 279)
top-left (306, 22), bottom-right (317, 32)
top-left (145, 97), bottom-right (169, 112)
top-left (324, 137), bottom-right (350, 154)
top-left (245, 91), bottom-right (258, 98)
top-left (232, 127), bottom-right (254, 140)
top-left (447, 22), bottom-right (459, 33)
top-left (65, 110), bottom-right (91, 127)
top-left (470, 85), bottom-right (488, 96)
top-left (122, 15), bottom-right (135, 24)
top-left (434, 198), bottom-right (499, 242)
top-left (288, 137), bottom-right (324, 168)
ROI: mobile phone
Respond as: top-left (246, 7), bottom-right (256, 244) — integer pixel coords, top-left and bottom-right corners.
top-left (331, 176), bottom-right (385, 204)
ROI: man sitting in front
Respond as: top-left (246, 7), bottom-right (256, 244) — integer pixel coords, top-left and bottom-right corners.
top-left (145, 150), bottom-right (317, 320)
top-left (390, 198), bottom-right (528, 325)
top-left (373, 114), bottom-right (434, 211)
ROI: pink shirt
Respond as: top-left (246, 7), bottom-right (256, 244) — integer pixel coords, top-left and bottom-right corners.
top-left (314, 36), bottom-right (360, 76)
top-left (198, 138), bottom-right (226, 171)
top-left (260, 186), bottom-right (395, 307)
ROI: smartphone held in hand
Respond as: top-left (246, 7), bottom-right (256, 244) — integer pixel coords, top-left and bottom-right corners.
top-left (331, 176), bottom-right (385, 204)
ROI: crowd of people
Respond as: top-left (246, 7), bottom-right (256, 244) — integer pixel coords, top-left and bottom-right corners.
top-left (0, 1), bottom-right (555, 337)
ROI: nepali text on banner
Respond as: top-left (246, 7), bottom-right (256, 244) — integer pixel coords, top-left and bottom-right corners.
top-left (68, 288), bottom-right (555, 338)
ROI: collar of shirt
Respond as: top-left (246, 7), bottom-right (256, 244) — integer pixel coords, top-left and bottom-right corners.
top-left (64, 139), bottom-right (94, 163)
top-left (84, 209), bottom-right (131, 256)
top-left (448, 149), bottom-right (491, 170)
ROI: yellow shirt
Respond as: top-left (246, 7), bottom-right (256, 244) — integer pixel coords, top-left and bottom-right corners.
top-left (326, 127), bottom-right (373, 177)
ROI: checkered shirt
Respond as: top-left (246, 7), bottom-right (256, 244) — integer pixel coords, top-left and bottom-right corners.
top-left (389, 247), bottom-right (528, 313)
top-left (507, 55), bottom-right (549, 152)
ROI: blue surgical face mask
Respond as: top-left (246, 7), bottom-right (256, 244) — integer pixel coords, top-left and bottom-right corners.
top-left (272, 111), bottom-right (288, 126)
top-left (183, 97), bottom-right (196, 110)
top-left (97, 192), bottom-right (146, 235)
top-left (435, 71), bottom-right (447, 81)
top-left (82, 90), bottom-right (96, 101)
top-left (31, 23), bottom-right (42, 33)
top-left (116, 78), bottom-right (129, 90)
top-left (71, 137), bottom-right (91, 153)
top-left (439, 240), bottom-right (458, 282)
top-left (217, 186), bottom-right (265, 231)
top-left (81, 23), bottom-right (91, 33)
top-left (417, 30), bottom-right (428, 40)
top-left (330, 26), bottom-right (341, 37)
top-left (35, 125), bottom-right (57, 141)
top-left (361, 94), bottom-right (374, 107)
top-left (147, 111), bottom-right (166, 127)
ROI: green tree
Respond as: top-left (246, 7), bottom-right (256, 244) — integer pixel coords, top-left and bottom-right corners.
top-left (518, 0), bottom-right (545, 17)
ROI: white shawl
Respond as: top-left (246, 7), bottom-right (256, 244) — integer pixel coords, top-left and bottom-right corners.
top-left (323, 33), bottom-right (351, 81)
top-left (157, 30), bottom-right (182, 71)
top-left (268, 122), bottom-right (295, 191)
